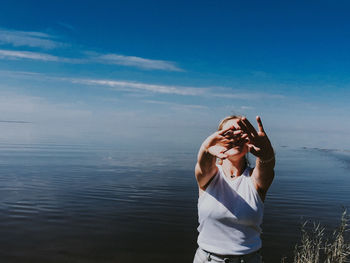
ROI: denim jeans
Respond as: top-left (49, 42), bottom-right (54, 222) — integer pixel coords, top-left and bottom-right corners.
top-left (193, 247), bottom-right (263, 263)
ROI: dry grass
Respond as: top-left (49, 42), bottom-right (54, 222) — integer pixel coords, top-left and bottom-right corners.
top-left (323, 210), bottom-right (350, 263)
top-left (293, 222), bottom-right (324, 263)
top-left (283, 210), bottom-right (350, 263)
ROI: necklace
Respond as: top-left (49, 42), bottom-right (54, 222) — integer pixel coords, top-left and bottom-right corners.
top-left (223, 166), bottom-right (238, 178)
top-left (222, 163), bottom-right (246, 179)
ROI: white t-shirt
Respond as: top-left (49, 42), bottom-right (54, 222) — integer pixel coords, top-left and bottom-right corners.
top-left (197, 165), bottom-right (264, 255)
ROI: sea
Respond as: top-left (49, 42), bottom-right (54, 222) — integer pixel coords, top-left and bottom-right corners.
top-left (0, 143), bottom-right (349, 262)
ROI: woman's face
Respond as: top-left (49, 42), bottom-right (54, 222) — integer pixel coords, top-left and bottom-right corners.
top-left (221, 119), bottom-right (249, 160)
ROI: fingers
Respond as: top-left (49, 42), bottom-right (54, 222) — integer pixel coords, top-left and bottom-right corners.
top-left (246, 143), bottom-right (259, 156)
top-left (233, 130), bottom-right (243, 136)
top-left (218, 125), bottom-right (235, 135)
top-left (241, 133), bottom-right (249, 140)
top-left (221, 138), bottom-right (231, 144)
top-left (220, 138), bottom-right (233, 147)
top-left (256, 116), bottom-right (265, 133)
top-left (220, 137), bottom-right (242, 148)
top-left (237, 119), bottom-right (255, 141)
top-left (223, 129), bottom-right (242, 139)
top-left (241, 117), bottom-right (258, 137)
top-left (208, 145), bottom-right (229, 159)
top-left (249, 146), bottom-right (259, 156)
top-left (222, 130), bottom-right (234, 138)
top-left (225, 137), bottom-right (247, 150)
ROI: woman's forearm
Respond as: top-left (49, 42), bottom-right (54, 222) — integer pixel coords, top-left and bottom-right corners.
top-left (197, 143), bottom-right (217, 175)
top-left (253, 155), bottom-right (275, 197)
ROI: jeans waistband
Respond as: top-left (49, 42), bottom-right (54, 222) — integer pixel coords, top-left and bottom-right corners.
top-left (199, 247), bottom-right (260, 263)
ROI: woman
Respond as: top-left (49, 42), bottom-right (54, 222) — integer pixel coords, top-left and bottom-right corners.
top-left (193, 115), bottom-right (275, 263)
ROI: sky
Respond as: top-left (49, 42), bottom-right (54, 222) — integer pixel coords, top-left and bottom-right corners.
top-left (0, 0), bottom-right (349, 150)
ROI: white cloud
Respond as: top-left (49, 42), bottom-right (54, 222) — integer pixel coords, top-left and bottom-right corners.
top-left (0, 49), bottom-right (60, 61)
top-left (0, 70), bottom-right (286, 100)
top-left (95, 53), bottom-right (182, 71)
top-left (143, 100), bottom-right (208, 109)
top-left (0, 28), bottom-right (64, 49)
top-left (0, 49), bottom-right (183, 71)
top-left (0, 49), bottom-right (85, 63)
top-left (72, 78), bottom-right (207, 96)
top-left (0, 28), bottom-right (183, 71)
top-left (212, 92), bottom-right (285, 100)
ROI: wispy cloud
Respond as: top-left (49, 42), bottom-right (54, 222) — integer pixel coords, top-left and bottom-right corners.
top-left (212, 92), bottom-right (285, 100)
top-left (71, 78), bottom-right (284, 99)
top-left (0, 49), bottom-right (84, 63)
top-left (0, 48), bottom-right (183, 71)
top-left (0, 28), bottom-right (183, 71)
top-left (0, 28), bottom-right (64, 49)
top-left (0, 69), bottom-right (286, 100)
top-left (72, 78), bottom-right (207, 95)
top-left (0, 49), bottom-right (60, 61)
top-left (143, 100), bottom-right (208, 109)
top-left (94, 53), bottom-right (182, 71)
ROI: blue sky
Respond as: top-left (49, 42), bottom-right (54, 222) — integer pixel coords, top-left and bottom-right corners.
top-left (0, 0), bottom-right (349, 150)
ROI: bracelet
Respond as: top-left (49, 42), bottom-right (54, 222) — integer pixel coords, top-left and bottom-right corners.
top-left (258, 154), bottom-right (275, 164)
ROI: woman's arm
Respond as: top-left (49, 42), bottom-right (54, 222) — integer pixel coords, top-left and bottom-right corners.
top-left (195, 126), bottom-right (241, 189)
top-left (195, 145), bottom-right (217, 189)
top-left (254, 154), bottom-right (275, 201)
top-left (238, 116), bottom-right (275, 201)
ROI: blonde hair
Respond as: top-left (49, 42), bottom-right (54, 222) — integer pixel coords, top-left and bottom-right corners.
top-left (218, 115), bottom-right (244, 131)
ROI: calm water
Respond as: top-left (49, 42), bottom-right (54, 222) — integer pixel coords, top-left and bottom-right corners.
top-left (0, 143), bottom-right (349, 262)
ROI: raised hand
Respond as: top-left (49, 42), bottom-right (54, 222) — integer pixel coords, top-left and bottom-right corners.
top-left (238, 116), bottom-right (274, 160)
top-left (203, 126), bottom-right (243, 159)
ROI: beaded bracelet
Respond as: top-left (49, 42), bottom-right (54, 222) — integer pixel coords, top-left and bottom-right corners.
top-left (258, 154), bottom-right (275, 164)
